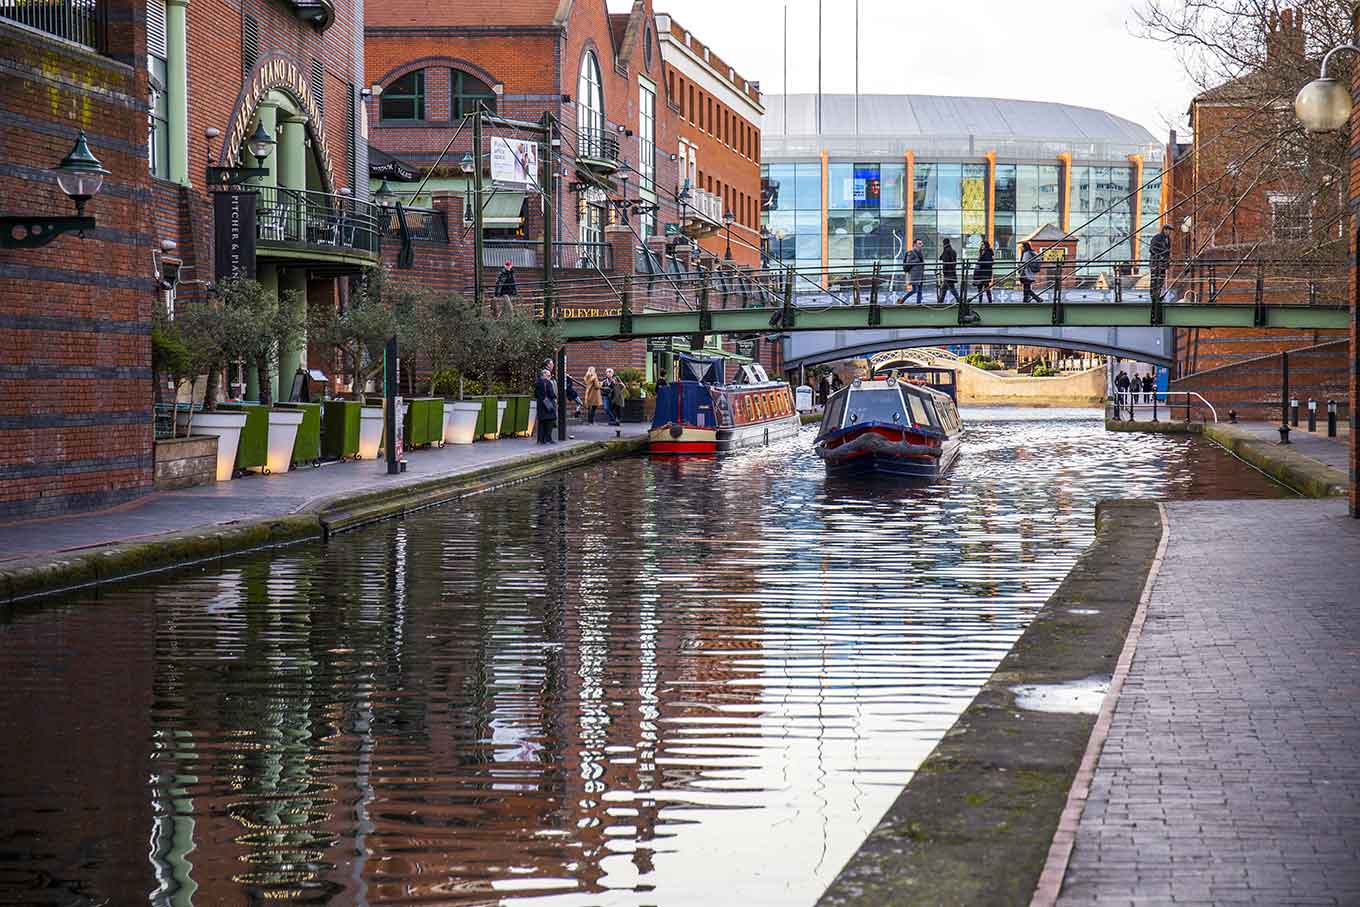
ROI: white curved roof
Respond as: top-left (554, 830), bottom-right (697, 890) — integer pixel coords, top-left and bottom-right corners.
top-left (763, 94), bottom-right (1162, 163)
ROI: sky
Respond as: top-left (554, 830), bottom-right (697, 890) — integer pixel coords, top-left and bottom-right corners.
top-left (609, 0), bottom-right (1201, 140)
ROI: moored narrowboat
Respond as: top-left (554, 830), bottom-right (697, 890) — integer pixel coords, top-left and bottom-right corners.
top-left (814, 376), bottom-right (963, 478)
top-left (649, 354), bottom-right (802, 455)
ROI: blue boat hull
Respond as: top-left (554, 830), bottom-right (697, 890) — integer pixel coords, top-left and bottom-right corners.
top-left (822, 443), bottom-right (960, 479)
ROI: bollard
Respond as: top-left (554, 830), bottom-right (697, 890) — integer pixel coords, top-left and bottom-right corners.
top-left (1327, 400), bottom-right (1338, 438)
top-left (1307, 398), bottom-right (1317, 433)
top-left (1229, 409), bottom-right (1238, 424)
top-left (1290, 397), bottom-right (1299, 427)
top-left (1151, 391), bottom-right (1159, 422)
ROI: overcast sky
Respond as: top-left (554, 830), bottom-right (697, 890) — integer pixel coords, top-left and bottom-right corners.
top-left (612, 0), bottom-right (1200, 140)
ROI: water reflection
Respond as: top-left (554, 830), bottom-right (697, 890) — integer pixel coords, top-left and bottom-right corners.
top-left (0, 409), bottom-right (1289, 906)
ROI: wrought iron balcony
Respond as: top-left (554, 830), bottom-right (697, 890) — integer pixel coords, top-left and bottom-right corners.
top-left (1, 0), bottom-right (108, 52)
top-left (576, 127), bottom-right (621, 174)
top-left (256, 186), bottom-right (381, 262)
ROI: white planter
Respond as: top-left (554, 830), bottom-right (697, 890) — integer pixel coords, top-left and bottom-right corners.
top-left (265, 409), bottom-right (304, 476)
top-left (193, 412), bottom-right (248, 482)
top-left (448, 401), bottom-right (481, 445)
top-left (359, 407), bottom-right (383, 459)
top-left (496, 400), bottom-right (508, 437)
top-left (526, 401), bottom-right (538, 437)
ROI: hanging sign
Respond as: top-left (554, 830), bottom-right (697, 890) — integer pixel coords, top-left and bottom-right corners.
top-left (213, 190), bottom-right (257, 281)
top-left (490, 137), bottom-right (539, 187)
top-left (735, 338), bottom-right (759, 358)
top-left (647, 336), bottom-right (672, 352)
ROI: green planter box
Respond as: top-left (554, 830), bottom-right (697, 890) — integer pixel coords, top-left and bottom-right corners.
top-left (321, 399), bottom-right (362, 459)
top-left (501, 395), bottom-right (529, 437)
top-left (469, 396), bottom-right (499, 440)
top-left (278, 402), bottom-right (321, 466)
top-left (218, 403), bottom-right (269, 470)
top-left (402, 397), bottom-right (443, 449)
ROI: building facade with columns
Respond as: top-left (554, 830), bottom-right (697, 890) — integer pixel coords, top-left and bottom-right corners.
top-left (761, 93), bottom-right (1165, 277)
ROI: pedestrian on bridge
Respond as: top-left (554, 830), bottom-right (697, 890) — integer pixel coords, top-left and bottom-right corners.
top-left (495, 261), bottom-right (518, 298)
top-left (1149, 225), bottom-right (1172, 303)
top-left (1020, 242), bottom-right (1045, 303)
top-left (902, 238), bottom-right (926, 304)
top-left (973, 238), bottom-right (994, 304)
top-left (938, 238), bottom-right (961, 304)
top-left (534, 368), bottom-right (557, 443)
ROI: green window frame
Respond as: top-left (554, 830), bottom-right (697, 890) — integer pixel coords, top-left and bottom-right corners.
top-left (451, 69), bottom-right (497, 119)
top-left (381, 69), bottom-right (425, 122)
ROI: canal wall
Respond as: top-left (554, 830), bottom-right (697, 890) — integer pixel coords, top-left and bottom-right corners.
top-left (0, 436), bottom-right (647, 606)
top-left (1105, 418), bottom-right (1348, 498)
top-left (957, 363), bottom-right (1107, 407)
top-left (816, 500), bottom-right (1165, 907)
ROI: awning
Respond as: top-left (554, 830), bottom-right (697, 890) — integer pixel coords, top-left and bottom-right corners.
top-left (481, 191), bottom-right (526, 228)
top-left (368, 145), bottom-right (419, 181)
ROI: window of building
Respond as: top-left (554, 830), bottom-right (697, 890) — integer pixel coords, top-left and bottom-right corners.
top-left (1270, 193), bottom-right (1310, 241)
top-left (147, 0), bottom-right (170, 179)
top-left (382, 69), bottom-right (425, 121)
top-left (639, 78), bottom-right (656, 194)
top-left (451, 69), bottom-right (497, 119)
top-left (577, 50), bottom-right (605, 155)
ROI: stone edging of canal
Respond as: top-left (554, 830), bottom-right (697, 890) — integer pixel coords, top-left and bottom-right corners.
top-left (1105, 418), bottom-right (1348, 498)
top-left (0, 436), bottom-right (647, 607)
top-left (816, 499), bottom-right (1163, 907)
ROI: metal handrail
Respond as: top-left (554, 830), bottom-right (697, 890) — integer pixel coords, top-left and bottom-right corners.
top-left (256, 185), bottom-right (381, 256)
top-left (1, 0), bottom-right (107, 51)
top-left (1114, 390), bottom-right (1218, 423)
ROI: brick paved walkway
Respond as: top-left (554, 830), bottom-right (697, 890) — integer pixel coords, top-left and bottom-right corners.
top-left (0, 421), bottom-right (644, 562)
top-left (1056, 499), bottom-right (1360, 905)
top-left (1236, 422), bottom-right (1350, 474)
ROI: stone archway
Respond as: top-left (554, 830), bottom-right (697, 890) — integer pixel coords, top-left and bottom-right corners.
top-left (220, 54), bottom-right (336, 193)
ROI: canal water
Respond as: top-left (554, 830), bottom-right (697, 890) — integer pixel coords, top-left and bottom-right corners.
top-left (0, 409), bottom-right (1289, 906)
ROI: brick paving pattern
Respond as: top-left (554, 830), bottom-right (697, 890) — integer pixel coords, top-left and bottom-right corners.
top-left (1057, 499), bottom-right (1360, 905)
top-left (1237, 422), bottom-right (1351, 473)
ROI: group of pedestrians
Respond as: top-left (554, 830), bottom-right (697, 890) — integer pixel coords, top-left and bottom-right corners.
top-left (1114, 370), bottom-right (1156, 404)
top-left (901, 238), bottom-right (1045, 305)
top-left (532, 362), bottom-right (627, 443)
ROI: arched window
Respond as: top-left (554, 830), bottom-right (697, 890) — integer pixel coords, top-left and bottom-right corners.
top-left (382, 69), bottom-right (425, 121)
top-left (577, 50), bottom-right (604, 156)
top-left (451, 69), bottom-right (497, 119)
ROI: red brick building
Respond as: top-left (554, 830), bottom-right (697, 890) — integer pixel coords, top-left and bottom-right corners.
top-left (364, 0), bottom-right (780, 381)
top-left (1, 0), bottom-right (370, 520)
top-left (1168, 7), bottom-right (1348, 412)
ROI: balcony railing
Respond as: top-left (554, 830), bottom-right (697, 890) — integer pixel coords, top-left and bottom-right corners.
top-left (383, 206), bottom-right (447, 242)
top-left (1, 0), bottom-right (107, 52)
top-left (484, 239), bottom-right (613, 270)
top-left (681, 186), bottom-right (724, 230)
top-left (256, 186), bottom-right (381, 258)
top-left (576, 127), bottom-right (621, 170)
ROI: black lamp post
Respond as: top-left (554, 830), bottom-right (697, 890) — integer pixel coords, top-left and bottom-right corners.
top-left (206, 120), bottom-right (273, 186)
top-left (724, 208), bottom-right (734, 261)
top-left (2, 131), bottom-right (108, 250)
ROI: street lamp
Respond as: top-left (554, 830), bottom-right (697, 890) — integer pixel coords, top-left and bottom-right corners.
top-left (246, 120), bottom-right (276, 161)
top-left (1295, 45), bottom-right (1360, 133)
top-left (374, 178), bottom-right (396, 208)
top-left (1, 130), bottom-right (107, 249)
top-left (459, 152), bottom-right (475, 174)
top-left (724, 208), bottom-right (735, 261)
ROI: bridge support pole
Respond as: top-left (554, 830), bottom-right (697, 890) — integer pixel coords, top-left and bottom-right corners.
top-left (868, 261), bottom-right (881, 326)
top-left (1279, 350), bottom-right (1291, 444)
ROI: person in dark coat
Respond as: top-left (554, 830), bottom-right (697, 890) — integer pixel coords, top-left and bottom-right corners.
top-left (819, 373), bottom-right (832, 405)
top-left (534, 367), bottom-right (557, 443)
top-left (1020, 241), bottom-right (1044, 303)
top-left (1141, 373), bottom-right (1155, 404)
top-left (903, 239), bottom-right (926, 305)
top-left (600, 368), bottom-right (621, 426)
top-left (973, 238), bottom-right (995, 304)
top-left (1148, 225), bottom-right (1172, 303)
top-left (937, 238), bottom-right (960, 304)
top-left (494, 261), bottom-right (518, 298)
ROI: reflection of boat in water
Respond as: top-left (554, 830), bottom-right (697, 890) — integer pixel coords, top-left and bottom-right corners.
top-left (814, 376), bottom-right (963, 479)
top-left (649, 354), bottom-right (802, 455)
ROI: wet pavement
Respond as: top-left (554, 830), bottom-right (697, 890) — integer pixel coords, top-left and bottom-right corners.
top-left (0, 409), bottom-right (1293, 906)
top-left (1056, 498), bottom-right (1360, 906)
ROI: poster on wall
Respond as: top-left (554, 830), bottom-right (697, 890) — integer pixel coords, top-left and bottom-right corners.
top-left (490, 137), bottom-right (539, 187)
top-left (213, 190), bottom-right (258, 282)
top-left (852, 166), bottom-right (881, 209)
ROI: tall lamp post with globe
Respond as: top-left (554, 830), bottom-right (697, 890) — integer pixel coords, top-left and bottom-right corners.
top-left (1295, 35), bottom-right (1360, 517)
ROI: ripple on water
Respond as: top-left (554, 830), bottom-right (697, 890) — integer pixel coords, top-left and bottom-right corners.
top-left (0, 409), bottom-right (1290, 906)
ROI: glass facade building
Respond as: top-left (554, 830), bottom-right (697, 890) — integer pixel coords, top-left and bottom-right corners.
top-left (762, 95), bottom-right (1164, 275)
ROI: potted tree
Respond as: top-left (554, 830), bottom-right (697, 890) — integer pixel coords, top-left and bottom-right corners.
top-left (616, 367), bottom-right (647, 423)
top-left (311, 268), bottom-right (398, 458)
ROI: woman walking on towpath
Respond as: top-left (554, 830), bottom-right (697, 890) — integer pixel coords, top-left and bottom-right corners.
top-left (583, 367), bottom-right (603, 424)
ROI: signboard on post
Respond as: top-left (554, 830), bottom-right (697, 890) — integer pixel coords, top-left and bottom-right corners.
top-left (213, 190), bottom-right (257, 281)
top-left (490, 137), bottom-right (539, 187)
top-left (646, 336), bottom-right (672, 352)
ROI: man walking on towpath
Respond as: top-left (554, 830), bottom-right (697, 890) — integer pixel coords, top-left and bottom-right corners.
top-left (534, 367), bottom-right (557, 443)
top-left (937, 238), bottom-right (960, 304)
top-left (903, 239), bottom-right (926, 304)
top-left (1148, 224), bottom-right (1172, 303)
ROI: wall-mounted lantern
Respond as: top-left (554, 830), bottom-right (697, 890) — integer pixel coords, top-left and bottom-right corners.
top-left (1, 131), bottom-right (108, 250)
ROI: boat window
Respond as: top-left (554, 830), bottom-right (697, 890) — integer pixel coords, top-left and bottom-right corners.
top-left (920, 397), bottom-right (943, 429)
top-left (905, 392), bottom-right (931, 428)
top-left (823, 389), bottom-right (847, 430)
top-left (846, 389), bottom-right (906, 426)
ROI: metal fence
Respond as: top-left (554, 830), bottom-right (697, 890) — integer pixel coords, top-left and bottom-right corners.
top-left (256, 186), bottom-right (381, 257)
top-left (0, 0), bottom-right (106, 51)
top-left (483, 240), bottom-right (613, 270)
top-left (383, 206), bottom-right (447, 243)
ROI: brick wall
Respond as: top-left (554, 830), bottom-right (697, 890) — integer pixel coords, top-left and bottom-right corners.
top-left (0, 11), bottom-right (156, 520)
top-left (1170, 340), bottom-right (1350, 422)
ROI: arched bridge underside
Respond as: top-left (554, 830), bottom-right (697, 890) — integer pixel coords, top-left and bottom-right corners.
top-left (783, 326), bottom-right (1174, 368)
